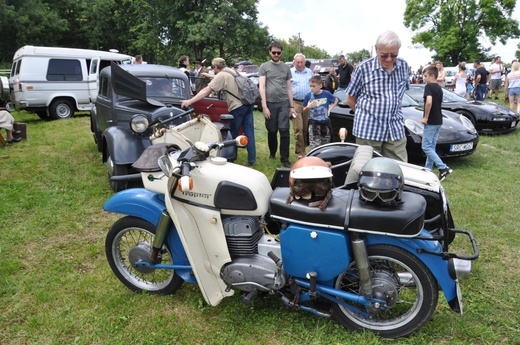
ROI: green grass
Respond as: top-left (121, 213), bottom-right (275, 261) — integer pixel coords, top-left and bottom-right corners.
top-left (1, 102), bottom-right (519, 344)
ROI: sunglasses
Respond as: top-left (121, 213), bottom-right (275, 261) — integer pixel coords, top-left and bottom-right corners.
top-left (360, 188), bottom-right (399, 203)
top-left (271, 51), bottom-right (282, 55)
top-left (379, 53), bottom-right (399, 59)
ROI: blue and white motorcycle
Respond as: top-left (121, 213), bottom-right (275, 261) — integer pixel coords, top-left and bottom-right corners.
top-left (103, 128), bottom-right (478, 338)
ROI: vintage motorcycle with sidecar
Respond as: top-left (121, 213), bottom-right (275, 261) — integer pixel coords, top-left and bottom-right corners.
top-left (102, 122), bottom-right (478, 338)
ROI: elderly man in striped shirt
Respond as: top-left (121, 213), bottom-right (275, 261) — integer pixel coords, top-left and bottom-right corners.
top-left (346, 31), bottom-right (410, 162)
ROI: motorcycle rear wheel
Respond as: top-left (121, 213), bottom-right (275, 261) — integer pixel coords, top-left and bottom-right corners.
top-left (105, 216), bottom-right (184, 295)
top-left (332, 244), bottom-right (438, 338)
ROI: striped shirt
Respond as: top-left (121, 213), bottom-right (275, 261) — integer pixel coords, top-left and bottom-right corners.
top-left (346, 56), bottom-right (409, 141)
top-left (290, 67), bottom-right (314, 100)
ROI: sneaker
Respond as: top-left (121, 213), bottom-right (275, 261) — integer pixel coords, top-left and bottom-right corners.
top-left (439, 167), bottom-right (453, 181)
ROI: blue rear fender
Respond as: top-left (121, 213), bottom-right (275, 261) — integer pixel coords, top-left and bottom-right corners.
top-left (365, 231), bottom-right (458, 304)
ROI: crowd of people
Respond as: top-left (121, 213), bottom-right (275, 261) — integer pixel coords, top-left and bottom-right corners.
top-left (138, 34), bottom-right (519, 181)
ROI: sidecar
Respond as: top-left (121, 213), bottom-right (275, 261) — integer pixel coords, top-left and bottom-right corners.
top-left (271, 142), bottom-right (455, 237)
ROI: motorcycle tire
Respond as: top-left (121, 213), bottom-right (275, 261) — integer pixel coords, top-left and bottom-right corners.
top-left (332, 244), bottom-right (438, 338)
top-left (105, 216), bottom-right (184, 295)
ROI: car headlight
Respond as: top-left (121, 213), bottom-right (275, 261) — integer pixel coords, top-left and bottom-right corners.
top-left (404, 118), bottom-right (424, 135)
top-left (130, 114), bottom-right (150, 133)
top-left (459, 115), bottom-right (477, 134)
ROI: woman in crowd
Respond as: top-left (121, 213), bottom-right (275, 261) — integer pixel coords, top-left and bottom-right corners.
top-left (435, 61), bottom-right (446, 87)
top-left (504, 61), bottom-right (520, 113)
top-left (453, 62), bottom-right (468, 98)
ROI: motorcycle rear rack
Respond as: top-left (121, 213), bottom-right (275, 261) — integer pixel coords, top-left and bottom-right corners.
top-left (415, 227), bottom-right (479, 261)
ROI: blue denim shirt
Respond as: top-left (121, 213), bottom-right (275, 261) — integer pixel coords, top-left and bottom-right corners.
top-left (290, 67), bottom-right (314, 100)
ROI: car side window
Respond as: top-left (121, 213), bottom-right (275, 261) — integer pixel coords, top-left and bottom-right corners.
top-left (99, 76), bottom-right (109, 98)
top-left (47, 59), bottom-right (83, 81)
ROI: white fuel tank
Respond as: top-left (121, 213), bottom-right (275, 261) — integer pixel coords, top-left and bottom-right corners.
top-left (173, 158), bottom-right (272, 216)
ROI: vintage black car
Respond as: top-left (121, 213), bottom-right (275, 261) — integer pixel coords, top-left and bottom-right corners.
top-left (405, 84), bottom-right (519, 134)
top-left (90, 63), bottom-right (235, 192)
top-left (329, 92), bottom-right (479, 161)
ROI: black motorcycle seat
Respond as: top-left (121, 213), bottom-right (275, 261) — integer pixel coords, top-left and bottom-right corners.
top-left (269, 187), bottom-right (353, 228)
top-left (269, 188), bottom-right (426, 236)
top-left (348, 191), bottom-right (426, 236)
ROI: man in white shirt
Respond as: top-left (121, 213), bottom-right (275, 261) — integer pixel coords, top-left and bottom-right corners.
top-left (488, 56), bottom-right (504, 100)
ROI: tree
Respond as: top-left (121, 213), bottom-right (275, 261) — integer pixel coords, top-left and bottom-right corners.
top-left (347, 49), bottom-right (371, 64)
top-left (403, 0), bottom-right (520, 66)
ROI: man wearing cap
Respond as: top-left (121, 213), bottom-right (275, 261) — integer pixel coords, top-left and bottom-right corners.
top-left (194, 60), bottom-right (211, 94)
top-left (180, 58), bottom-right (256, 166)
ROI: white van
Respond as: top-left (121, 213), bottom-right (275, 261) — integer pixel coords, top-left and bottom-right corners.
top-left (8, 45), bottom-right (132, 119)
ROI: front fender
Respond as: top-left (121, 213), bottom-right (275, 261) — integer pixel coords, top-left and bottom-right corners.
top-left (104, 188), bottom-right (195, 284)
top-left (104, 188), bottom-right (165, 224)
top-left (365, 231), bottom-right (460, 311)
top-left (104, 126), bottom-right (150, 164)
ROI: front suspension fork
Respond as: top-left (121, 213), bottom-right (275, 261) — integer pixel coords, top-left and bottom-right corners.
top-left (151, 209), bottom-right (172, 262)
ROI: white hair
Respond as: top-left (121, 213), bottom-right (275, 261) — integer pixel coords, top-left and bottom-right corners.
top-left (293, 53), bottom-right (306, 60)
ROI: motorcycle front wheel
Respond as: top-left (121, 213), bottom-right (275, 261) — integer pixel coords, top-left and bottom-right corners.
top-left (105, 216), bottom-right (184, 295)
top-left (332, 244), bottom-right (438, 338)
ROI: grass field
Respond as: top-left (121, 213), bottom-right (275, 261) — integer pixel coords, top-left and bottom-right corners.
top-left (1, 105), bottom-right (519, 344)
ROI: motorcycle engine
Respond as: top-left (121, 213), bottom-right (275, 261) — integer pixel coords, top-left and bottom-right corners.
top-left (221, 216), bottom-right (286, 292)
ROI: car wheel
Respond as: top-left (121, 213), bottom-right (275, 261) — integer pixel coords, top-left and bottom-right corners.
top-left (107, 155), bottom-right (129, 192)
top-left (49, 99), bottom-right (74, 119)
top-left (456, 110), bottom-right (476, 127)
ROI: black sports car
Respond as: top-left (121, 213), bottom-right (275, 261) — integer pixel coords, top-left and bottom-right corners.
top-left (329, 92), bottom-right (479, 161)
top-left (405, 84), bottom-right (518, 134)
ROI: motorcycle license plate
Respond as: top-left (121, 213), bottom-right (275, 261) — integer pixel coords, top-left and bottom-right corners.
top-left (456, 279), bottom-right (463, 315)
top-left (450, 143), bottom-right (473, 152)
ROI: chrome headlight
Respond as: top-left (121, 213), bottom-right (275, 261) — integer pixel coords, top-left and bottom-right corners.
top-left (130, 114), bottom-right (150, 133)
top-left (459, 115), bottom-right (477, 134)
top-left (404, 118), bottom-right (424, 135)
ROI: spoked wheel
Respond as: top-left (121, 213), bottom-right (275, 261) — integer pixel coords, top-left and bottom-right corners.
top-left (332, 245), bottom-right (438, 338)
top-left (105, 216), bottom-right (184, 295)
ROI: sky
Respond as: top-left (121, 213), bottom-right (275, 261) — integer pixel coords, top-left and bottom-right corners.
top-left (257, 0), bottom-right (520, 69)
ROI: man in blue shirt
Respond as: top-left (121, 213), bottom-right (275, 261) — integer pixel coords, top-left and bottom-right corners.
top-left (346, 31), bottom-right (410, 162)
top-left (291, 53), bottom-right (315, 158)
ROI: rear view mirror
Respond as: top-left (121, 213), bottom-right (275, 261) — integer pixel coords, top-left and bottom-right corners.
top-left (158, 155), bottom-right (173, 177)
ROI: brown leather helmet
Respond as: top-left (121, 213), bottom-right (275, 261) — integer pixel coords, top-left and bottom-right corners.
top-left (287, 157), bottom-right (333, 210)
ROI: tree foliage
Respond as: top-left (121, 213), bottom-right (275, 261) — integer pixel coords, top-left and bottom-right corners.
top-left (347, 49), bottom-right (371, 64)
top-left (404, 0), bottom-right (520, 66)
top-left (0, 0), bottom-right (271, 67)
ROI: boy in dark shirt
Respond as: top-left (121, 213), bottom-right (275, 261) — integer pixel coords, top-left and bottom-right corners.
top-left (422, 66), bottom-right (452, 181)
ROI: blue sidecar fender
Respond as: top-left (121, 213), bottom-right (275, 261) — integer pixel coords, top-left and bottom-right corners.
top-left (365, 232), bottom-right (459, 308)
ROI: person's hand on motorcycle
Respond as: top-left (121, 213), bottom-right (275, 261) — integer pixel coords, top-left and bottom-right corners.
top-left (181, 99), bottom-right (192, 109)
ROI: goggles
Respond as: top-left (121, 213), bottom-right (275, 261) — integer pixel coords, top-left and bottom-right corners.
top-left (292, 181), bottom-right (330, 200)
top-left (360, 187), bottom-right (399, 203)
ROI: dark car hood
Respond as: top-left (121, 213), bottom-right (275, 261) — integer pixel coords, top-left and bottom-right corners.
top-left (444, 100), bottom-right (516, 115)
top-left (111, 62), bottom-right (164, 107)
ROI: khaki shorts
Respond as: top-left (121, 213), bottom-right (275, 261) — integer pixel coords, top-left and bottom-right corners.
top-left (489, 79), bottom-right (502, 90)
